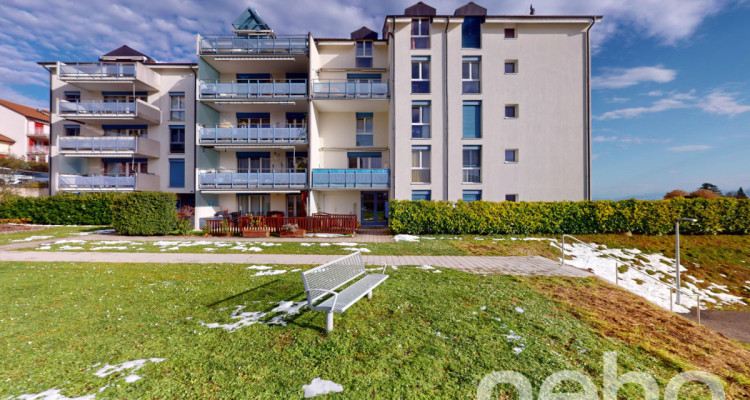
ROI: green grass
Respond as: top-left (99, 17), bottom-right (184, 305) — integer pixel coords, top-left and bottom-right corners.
top-left (0, 261), bottom-right (728, 399)
top-left (0, 225), bottom-right (105, 246)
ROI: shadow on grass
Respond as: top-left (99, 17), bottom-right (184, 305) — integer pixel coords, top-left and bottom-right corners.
top-left (206, 280), bottom-right (284, 308)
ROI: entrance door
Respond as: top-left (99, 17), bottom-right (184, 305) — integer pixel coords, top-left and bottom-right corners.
top-left (361, 191), bottom-right (388, 225)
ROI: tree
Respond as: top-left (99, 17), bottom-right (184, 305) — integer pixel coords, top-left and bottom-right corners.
top-left (699, 182), bottom-right (721, 194)
top-left (664, 190), bottom-right (688, 199)
top-left (689, 189), bottom-right (721, 199)
top-left (737, 187), bottom-right (748, 200)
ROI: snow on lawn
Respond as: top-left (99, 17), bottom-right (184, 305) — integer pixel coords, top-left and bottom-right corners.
top-left (302, 378), bottom-right (343, 398)
top-left (93, 358), bottom-right (165, 378)
top-left (552, 240), bottom-right (747, 313)
top-left (306, 233), bottom-right (346, 238)
top-left (14, 388), bottom-right (96, 400)
top-left (416, 265), bottom-right (442, 273)
top-left (393, 234), bottom-right (420, 242)
top-left (12, 235), bottom-right (53, 242)
top-left (200, 300), bottom-right (307, 332)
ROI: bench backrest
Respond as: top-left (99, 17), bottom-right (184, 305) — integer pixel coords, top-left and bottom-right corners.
top-left (301, 252), bottom-right (365, 303)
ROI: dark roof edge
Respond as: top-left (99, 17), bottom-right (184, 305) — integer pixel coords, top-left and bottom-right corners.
top-left (383, 14), bottom-right (602, 20)
top-left (315, 38), bottom-right (388, 42)
top-left (38, 61), bottom-right (197, 66)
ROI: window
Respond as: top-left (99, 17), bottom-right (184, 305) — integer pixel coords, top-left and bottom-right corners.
top-left (411, 57), bottom-right (430, 93)
top-left (102, 92), bottom-right (146, 103)
top-left (462, 57), bottom-right (480, 93)
top-left (169, 126), bottom-right (185, 154)
top-left (462, 101), bottom-right (481, 139)
top-left (463, 145), bottom-right (481, 183)
top-left (355, 41), bottom-right (373, 68)
top-left (237, 73), bottom-right (272, 83)
top-left (505, 60), bottom-right (517, 74)
top-left (412, 190), bottom-right (431, 201)
top-left (238, 152), bottom-right (271, 173)
top-left (286, 112), bottom-right (307, 128)
top-left (356, 113), bottom-right (373, 146)
top-left (169, 159), bottom-right (185, 188)
top-left (411, 145), bottom-right (431, 183)
top-left (412, 101), bottom-right (430, 138)
top-left (505, 28), bottom-right (516, 39)
top-left (103, 158), bottom-right (147, 176)
top-left (348, 152), bottom-right (382, 169)
top-left (169, 93), bottom-right (185, 121)
top-left (411, 18), bottom-right (430, 49)
top-left (462, 16), bottom-right (482, 48)
top-left (505, 105), bottom-right (518, 119)
top-left (463, 190), bottom-right (482, 202)
top-left (505, 149), bottom-right (518, 163)
top-left (64, 125), bottom-right (80, 137)
top-left (63, 91), bottom-right (80, 102)
top-left (505, 194), bottom-right (518, 202)
top-left (237, 112), bottom-right (270, 128)
top-left (238, 195), bottom-right (270, 216)
top-left (287, 194), bottom-right (304, 217)
top-left (103, 125), bottom-right (146, 137)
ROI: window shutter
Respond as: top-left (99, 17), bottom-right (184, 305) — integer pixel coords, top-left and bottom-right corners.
top-left (169, 159), bottom-right (185, 188)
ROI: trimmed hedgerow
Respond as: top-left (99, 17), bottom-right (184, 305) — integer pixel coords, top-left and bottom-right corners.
top-left (111, 192), bottom-right (181, 236)
top-left (388, 198), bottom-right (750, 235)
top-left (0, 193), bottom-right (120, 225)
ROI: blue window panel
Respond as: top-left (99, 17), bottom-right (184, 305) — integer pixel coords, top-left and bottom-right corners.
top-left (237, 152), bottom-right (270, 158)
top-left (356, 135), bottom-right (374, 147)
top-left (102, 158), bottom-right (147, 163)
top-left (168, 91), bottom-right (186, 96)
top-left (355, 112), bottom-right (374, 118)
top-left (169, 159), bottom-right (185, 188)
top-left (412, 100), bottom-right (430, 106)
top-left (286, 73), bottom-right (308, 79)
top-left (347, 74), bottom-right (381, 80)
top-left (463, 190), bottom-right (482, 202)
top-left (286, 151), bottom-right (308, 157)
top-left (236, 112), bottom-right (270, 119)
top-left (347, 152), bottom-right (381, 158)
top-left (102, 125), bottom-right (148, 130)
top-left (462, 17), bottom-right (482, 48)
top-left (102, 91), bottom-right (147, 96)
top-left (237, 73), bottom-right (271, 80)
top-left (505, 150), bottom-right (518, 162)
top-left (286, 112), bottom-right (307, 119)
top-left (505, 106), bottom-right (517, 118)
top-left (412, 190), bottom-right (431, 201)
top-left (463, 102), bottom-right (481, 138)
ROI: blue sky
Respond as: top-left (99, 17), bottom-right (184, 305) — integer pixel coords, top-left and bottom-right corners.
top-left (1, 0), bottom-right (749, 199)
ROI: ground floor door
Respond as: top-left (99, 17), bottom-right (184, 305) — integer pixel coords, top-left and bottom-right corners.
top-left (361, 191), bottom-right (388, 225)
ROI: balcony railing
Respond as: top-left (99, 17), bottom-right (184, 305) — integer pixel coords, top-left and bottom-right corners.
top-left (27, 127), bottom-right (50, 138)
top-left (59, 63), bottom-right (136, 79)
top-left (28, 146), bottom-right (50, 154)
top-left (60, 136), bottom-right (137, 152)
top-left (198, 34), bottom-right (308, 55)
top-left (199, 125), bottom-right (307, 145)
top-left (59, 100), bottom-right (160, 123)
top-left (312, 80), bottom-right (389, 99)
top-left (199, 80), bottom-right (307, 99)
top-left (58, 173), bottom-right (159, 191)
top-left (199, 169), bottom-right (308, 190)
top-left (312, 169), bottom-right (390, 189)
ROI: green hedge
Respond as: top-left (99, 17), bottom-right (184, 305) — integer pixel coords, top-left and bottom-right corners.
top-left (388, 198), bottom-right (750, 235)
top-left (0, 193), bottom-right (120, 225)
top-left (111, 192), bottom-right (181, 236)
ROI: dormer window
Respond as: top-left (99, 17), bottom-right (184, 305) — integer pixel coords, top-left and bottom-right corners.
top-left (411, 18), bottom-right (430, 49)
top-left (355, 41), bottom-right (373, 68)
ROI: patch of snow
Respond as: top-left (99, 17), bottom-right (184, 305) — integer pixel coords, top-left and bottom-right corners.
top-left (93, 358), bottom-right (165, 378)
top-left (302, 378), bottom-right (343, 398)
top-left (246, 265), bottom-right (273, 270)
top-left (300, 243), bottom-right (313, 246)
top-left (514, 307), bottom-right (525, 314)
top-left (13, 388), bottom-right (96, 400)
top-left (393, 234), bottom-right (420, 242)
top-left (57, 245), bottom-right (83, 251)
top-left (75, 229), bottom-right (116, 236)
top-left (480, 306), bottom-right (486, 311)
top-left (512, 347), bottom-right (524, 355)
top-left (342, 247), bottom-right (370, 253)
top-left (11, 235), bottom-right (54, 242)
top-left (320, 243), bottom-right (331, 247)
top-left (203, 248), bottom-right (216, 251)
top-left (123, 375), bottom-right (141, 383)
top-left (306, 233), bottom-right (346, 238)
top-left (90, 246), bottom-right (128, 250)
top-left (391, 265), bottom-right (398, 270)
top-left (252, 270), bottom-right (286, 277)
top-left (53, 239), bottom-right (86, 244)
top-left (201, 300), bottom-right (307, 332)
top-left (417, 265), bottom-right (434, 270)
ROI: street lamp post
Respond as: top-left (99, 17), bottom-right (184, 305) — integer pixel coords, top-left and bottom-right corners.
top-left (674, 218), bottom-right (698, 305)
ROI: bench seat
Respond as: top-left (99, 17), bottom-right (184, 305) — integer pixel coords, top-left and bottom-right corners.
top-left (315, 273), bottom-right (388, 314)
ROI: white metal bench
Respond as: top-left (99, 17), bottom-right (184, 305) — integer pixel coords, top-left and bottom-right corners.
top-left (301, 251), bottom-right (388, 332)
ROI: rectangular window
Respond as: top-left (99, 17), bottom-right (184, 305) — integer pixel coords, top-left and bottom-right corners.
top-left (505, 105), bottom-right (518, 118)
top-left (505, 60), bottom-right (517, 74)
top-left (411, 145), bottom-right (431, 183)
top-left (347, 152), bottom-right (382, 169)
top-left (505, 194), bottom-right (518, 202)
top-left (505, 149), bottom-right (518, 163)
top-left (355, 41), bottom-right (373, 68)
top-left (412, 190), bottom-right (431, 201)
top-left (169, 93), bottom-right (185, 121)
top-left (102, 125), bottom-right (147, 137)
top-left (103, 159), bottom-right (147, 176)
top-left (462, 57), bottom-right (480, 93)
top-left (169, 126), bottom-right (185, 154)
top-left (286, 112), bottom-right (307, 128)
top-left (505, 28), bottom-right (516, 39)
top-left (356, 113), bottom-right (374, 147)
top-left (411, 18), bottom-right (430, 49)
top-left (102, 91), bottom-right (147, 102)
top-left (463, 145), bottom-right (481, 183)
top-left (238, 195), bottom-right (270, 216)
top-left (237, 152), bottom-right (271, 173)
top-left (463, 101), bottom-right (481, 139)
top-left (169, 159), bottom-right (185, 188)
top-left (463, 190), bottom-right (482, 202)
top-left (64, 125), bottom-right (80, 137)
top-left (411, 101), bottom-right (431, 139)
top-left (63, 91), bottom-right (80, 102)
top-left (411, 57), bottom-right (430, 93)
top-left (462, 16), bottom-right (482, 48)
top-left (237, 112), bottom-right (270, 128)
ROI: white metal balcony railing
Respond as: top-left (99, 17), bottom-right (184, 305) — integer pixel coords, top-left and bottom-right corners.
top-left (199, 80), bottom-right (307, 99)
top-left (198, 34), bottom-right (308, 55)
top-left (59, 63), bottom-right (136, 79)
top-left (312, 169), bottom-right (390, 189)
top-left (59, 100), bottom-right (160, 123)
top-left (27, 127), bottom-right (50, 137)
top-left (199, 125), bottom-right (307, 145)
top-left (28, 146), bottom-right (50, 154)
top-left (59, 136), bottom-right (137, 152)
top-left (58, 173), bottom-right (159, 191)
top-left (199, 169), bottom-right (308, 190)
top-left (312, 80), bottom-right (389, 99)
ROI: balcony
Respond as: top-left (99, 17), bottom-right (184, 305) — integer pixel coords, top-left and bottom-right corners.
top-left (58, 62), bottom-right (159, 91)
top-left (59, 100), bottom-right (161, 125)
top-left (199, 80), bottom-right (307, 101)
top-left (198, 34), bottom-right (308, 56)
top-left (312, 80), bottom-right (389, 99)
top-left (312, 169), bottom-right (390, 189)
top-left (198, 169), bottom-right (308, 191)
top-left (199, 125), bottom-right (307, 146)
top-left (58, 136), bottom-right (160, 158)
top-left (28, 145), bottom-right (50, 155)
top-left (27, 126), bottom-right (50, 139)
top-left (58, 173), bottom-right (159, 192)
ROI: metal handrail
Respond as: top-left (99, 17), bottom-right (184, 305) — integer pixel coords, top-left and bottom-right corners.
top-left (561, 234), bottom-right (701, 323)
top-left (198, 34), bottom-right (308, 55)
top-left (198, 79), bottom-right (308, 98)
top-left (312, 79), bottom-right (390, 99)
top-left (59, 62), bottom-right (137, 79)
top-left (198, 125), bottom-right (307, 143)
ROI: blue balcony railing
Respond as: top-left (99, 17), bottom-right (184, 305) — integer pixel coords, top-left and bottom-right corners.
top-left (58, 174), bottom-right (134, 190)
top-left (59, 100), bottom-right (135, 116)
top-left (312, 80), bottom-right (389, 99)
top-left (59, 136), bottom-right (137, 152)
top-left (199, 169), bottom-right (308, 190)
top-left (59, 63), bottom-right (136, 79)
top-left (198, 34), bottom-right (308, 55)
top-left (312, 169), bottom-right (390, 189)
top-left (199, 80), bottom-right (307, 99)
top-left (199, 126), bottom-right (307, 145)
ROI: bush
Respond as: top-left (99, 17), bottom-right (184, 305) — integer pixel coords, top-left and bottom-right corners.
top-left (689, 189), bottom-right (721, 199)
top-left (664, 190), bottom-right (688, 199)
top-left (388, 198), bottom-right (750, 235)
top-left (0, 192), bottom-right (120, 225)
top-left (111, 192), bottom-right (180, 236)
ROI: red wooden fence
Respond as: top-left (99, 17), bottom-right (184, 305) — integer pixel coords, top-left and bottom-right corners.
top-left (204, 214), bottom-right (357, 236)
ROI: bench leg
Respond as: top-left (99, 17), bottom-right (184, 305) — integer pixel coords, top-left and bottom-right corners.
top-left (367, 290), bottom-right (372, 299)
top-left (326, 311), bottom-right (334, 332)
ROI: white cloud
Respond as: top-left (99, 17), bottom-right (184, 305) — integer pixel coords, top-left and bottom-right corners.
top-left (667, 145), bottom-right (712, 152)
top-left (646, 90), bottom-right (663, 97)
top-left (592, 65), bottom-right (677, 89)
top-left (593, 135), bottom-right (618, 142)
top-left (597, 88), bottom-right (750, 120)
top-left (596, 97), bottom-right (691, 120)
top-left (606, 97), bottom-right (630, 103)
top-left (699, 90), bottom-right (750, 116)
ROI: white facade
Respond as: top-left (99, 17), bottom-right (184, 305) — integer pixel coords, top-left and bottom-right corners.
top-left (0, 100), bottom-right (50, 162)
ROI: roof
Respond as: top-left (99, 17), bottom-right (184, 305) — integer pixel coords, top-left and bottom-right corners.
top-left (232, 8), bottom-right (272, 32)
top-left (99, 45), bottom-right (155, 63)
top-left (0, 133), bottom-right (15, 144)
top-left (454, 2), bottom-right (487, 16)
top-left (404, 2), bottom-right (436, 16)
top-left (0, 99), bottom-right (50, 123)
top-left (350, 26), bottom-right (378, 40)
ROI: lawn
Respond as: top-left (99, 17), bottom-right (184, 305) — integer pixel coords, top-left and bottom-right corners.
top-left (1, 261), bottom-right (748, 399)
top-left (0, 225), bottom-right (107, 246)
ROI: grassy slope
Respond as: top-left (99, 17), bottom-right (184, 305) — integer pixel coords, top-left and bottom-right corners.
top-left (1, 261), bottom-right (746, 398)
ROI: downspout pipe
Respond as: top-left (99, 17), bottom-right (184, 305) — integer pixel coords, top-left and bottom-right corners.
top-left (584, 17), bottom-right (596, 201)
top-left (387, 18), bottom-right (395, 201)
top-left (443, 19), bottom-right (449, 201)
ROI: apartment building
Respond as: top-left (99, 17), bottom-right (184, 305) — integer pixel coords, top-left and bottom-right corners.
top-left (41, 46), bottom-right (197, 206)
top-left (0, 99), bottom-right (50, 162)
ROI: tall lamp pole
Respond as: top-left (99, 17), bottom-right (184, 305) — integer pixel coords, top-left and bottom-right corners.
top-left (674, 218), bottom-right (698, 305)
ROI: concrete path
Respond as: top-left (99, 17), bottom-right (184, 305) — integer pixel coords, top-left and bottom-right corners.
top-left (684, 309), bottom-right (750, 344)
top-left (0, 251), bottom-right (591, 277)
